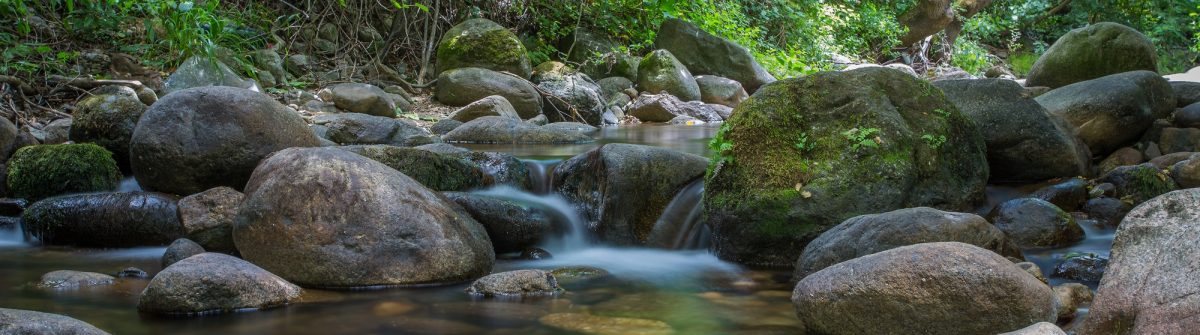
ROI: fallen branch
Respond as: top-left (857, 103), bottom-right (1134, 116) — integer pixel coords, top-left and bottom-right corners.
top-left (0, 76), bottom-right (37, 96)
top-left (46, 75), bottom-right (149, 91)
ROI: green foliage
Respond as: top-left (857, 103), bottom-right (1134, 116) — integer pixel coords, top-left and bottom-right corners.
top-left (708, 122), bottom-right (735, 174)
top-left (951, 38), bottom-right (995, 75)
top-left (793, 132), bottom-right (814, 152)
top-left (920, 134), bottom-right (947, 149)
top-left (841, 127), bottom-right (881, 151)
top-left (1009, 52), bottom-right (1040, 77)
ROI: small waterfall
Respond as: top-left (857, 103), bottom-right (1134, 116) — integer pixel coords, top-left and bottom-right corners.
top-left (647, 179), bottom-right (711, 250)
top-left (469, 185), bottom-right (589, 253)
top-left (0, 220), bottom-right (28, 247)
top-left (521, 159), bottom-right (559, 195)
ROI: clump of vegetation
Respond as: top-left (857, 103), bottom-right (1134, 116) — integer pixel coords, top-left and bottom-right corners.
top-left (842, 128), bottom-right (881, 151)
top-left (6, 143), bottom-right (121, 201)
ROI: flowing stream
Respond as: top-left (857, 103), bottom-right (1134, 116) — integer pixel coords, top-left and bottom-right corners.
top-left (0, 123), bottom-right (1113, 334)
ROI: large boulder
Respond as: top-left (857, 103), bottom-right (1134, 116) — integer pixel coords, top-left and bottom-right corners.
top-left (792, 242), bottom-right (1057, 335)
top-left (442, 116), bottom-right (593, 144)
top-left (177, 186), bottom-right (242, 254)
top-left (130, 86), bottom-right (320, 195)
top-left (456, 151), bottom-right (532, 190)
top-left (987, 198), bottom-right (1085, 248)
top-left (695, 75), bottom-right (748, 108)
top-left (654, 18), bottom-right (775, 92)
top-left (138, 253), bottom-right (301, 315)
top-left (6, 143), bottom-right (120, 201)
top-left (325, 83), bottom-right (397, 117)
top-left (553, 143), bottom-right (707, 245)
top-left (793, 207), bottom-right (1021, 280)
top-left (444, 192), bottom-right (556, 253)
top-left (233, 147), bottom-right (494, 287)
top-left (436, 67), bottom-right (543, 119)
top-left (705, 67), bottom-right (989, 268)
top-left (1079, 189), bottom-right (1200, 334)
top-left (23, 192), bottom-right (182, 247)
top-left (636, 50), bottom-right (701, 101)
top-left (1035, 71), bottom-right (1176, 156)
top-left (69, 85), bottom-right (146, 169)
top-left (1026, 22), bottom-right (1159, 89)
top-left (538, 71), bottom-right (606, 126)
top-left (314, 113), bottom-right (434, 147)
top-left (935, 79), bottom-right (1090, 181)
top-left (436, 18), bottom-right (531, 78)
top-left (338, 145), bottom-right (492, 191)
top-left (163, 56), bottom-right (260, 94)
top-left (0, 308), bottom-right (111, 335)
top-left (1171, 81), bottom-right (1200, 107)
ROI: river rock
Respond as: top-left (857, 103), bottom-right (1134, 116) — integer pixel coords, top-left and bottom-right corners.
top-left (582, 52), bottom-right (641, 81)
top-left (233, 147), bottom-right (494, 287)
top-left (792, 242), bottom-right (1056, 335)
top-left (627, 93), bottom-right (723, 123)
top-left (1172, 82), bottom-right (1200, 107)
top-left (0, 117), bottom-right (20, 161)
top-left (338, 145), bottom-right (492, 191)
top-left (130, 86), bottom-right (320, 195)
top-left (1026, 22), bottom-right (1159, 89)
top-left (1083, 197), bottom-right (1131, 227)
top-left (69, 85), bottom-right (146, 169)
top-left (1053, 283), bottom-right (1093, 321)
top-left (315, 113), bottom-right (434, 147)
top-left (1174, 102), bottom-right (1200, 128)
top-left (1150, 152), bottom-right (1197, 169)
top-left (138, 253), bottom-right (301, 315)
top-left (416, 143), bottom-right (470, 155)
top-left (554, 143), bottom-right (707, 245)
top-left (1079, 189), bottom-right (1200, 334)
top-left (999, 322), bottom-right (1067, 335)
top-left (436, 67), bottom-right (543, 119)
top-left (987, 198), bottom-right (1084, 248)
top-left (444, 192), bottom-right (555, 253)
top-left (1170, 157), bottom-right (1200, 188)
top-left (443, 116), bottom-right (593, 144)
top-left (250, 49), bottom-right (288, 87)
top-left (464, 269), bottom-right (560, 297)
top-left (793, 207), bottom-right (1022, 280)
top-left (1035, 70), bottom-right (1176, 156)
top-left (597, 77), bottom-right (634, 99)
top-left (325, 83), bottom-right (397, 117)
top-left (0, 308), bottom-right (111, 334)
top-left (164, 56), bottom-right (260, 93)
top-left (537, 71), bottom-right (605, 125)
top-left (449, 95), bottom-right (520, 122)
top-left (1016, 262), bottom-right (1049, 284)
top-left (1098, 163), bottom-right (1177, 204)
top-left (178, 186), bottom-right (242, 254)
top-left (695, 75), bottom-right (748, 108)
top-left (456, 151), bottom-right (532, 189)
top-left (637, 49), bottom-right (700, 101)
top-left (1158, 127), bottom-right (1200, 154)
top-left (36, 270), bottom-right (115, 289)
top-left (6, 143), bottom-right (120, 201)
top-left (436, 18), bottom-right (531, 78)
top-left (1030, 178), bottom-right (1089, 211)
top-left (705, 67), bottom-right (989, 268)
top-left (935, 79), bottom-right (1089, 181)
top-left (1052, 253), bottom-right (1108, 282)
top-left (1098, 147), bottom-right (1144, 173)
top-left (23, 192), bottom-right (182, 247)
top-left (162, 238), bottom-right (205, 268)
top-left (655, 18), bottom-right (775, 92)
top-left (431, 119), bottom-right (464, 135)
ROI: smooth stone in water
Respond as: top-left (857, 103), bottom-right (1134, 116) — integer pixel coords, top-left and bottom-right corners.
top-left (338, 145), bottom-right (492, 192)
top-left (539, 313), bottom-right (673, 335)
top-left (233, 147), bottom-right (494, 288)
top-left (791, 242), bottom-right (1057, 335)
top-left (178, 186), bottom-right (243, 254)
top-left (464, 269), bottom-right (561, 297)
top-left (987, 198), bottom-right (1084, 248)
top-left (161, 238), bottom-right (205, 268)
top-left (138, 253), bottom-right (301, 315)
top-left (1083, 197), bottom-right (1131, 227)
top-left (1029, 178), bottom-right (1089, 211)
top-left (36, 270), bottom-right (115, 289)
top-left (23, 192), bottom-right (182, 247)
top-left (0, 308), bottom-right (111, 335)
top-left (315, 113), bottom-right (434, 147)
top-left (443, 192), bottom-right (554, 253)
top-left (1053, 283), bottom-right (1094, 321)
top-left (1097, 163), bottom-right (1177, 205)
top-left (443, 116), bottom-right (593, 144)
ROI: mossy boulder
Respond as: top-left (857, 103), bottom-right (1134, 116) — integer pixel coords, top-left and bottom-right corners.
top-left (69, 85), bottom-right (146, 170)
top-left (1026, 22), bottom-right (1158, 89)
top-left (7, 143), bottom-right (120, 200)
top-left (1099, 163), bottom-right (1178, 205)
top-left (704, 67), bottom-right (989, 268)
top-left (637, 49), bottom-right (701, 101)
top-left (338, 145), bottom-right (493, 191)
top-left (436, 18), bottom-right (532, 78)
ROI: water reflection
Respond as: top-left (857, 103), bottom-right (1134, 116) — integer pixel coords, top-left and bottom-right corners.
top-left (457, 124), bottom-right (719, 159)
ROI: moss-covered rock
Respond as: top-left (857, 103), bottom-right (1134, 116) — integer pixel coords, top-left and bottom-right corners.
top-left (69, 86), bottom-right (146, 170)
top-left (7, 143), bottom-right (120, 200)
top-left (637, 49), bottom-right (701, 101)
top-left (436, 18), bottom-right (532, 78)
top-left (704, 67), bottom-right (989, 268)
top-left (338, 145), bottom-right (493, 191)
top-left (1026, 22), bottom-right (1158, 89)
top-left (1099, 163), bottom-right (1178, 205)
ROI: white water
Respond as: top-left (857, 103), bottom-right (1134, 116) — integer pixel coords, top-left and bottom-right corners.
top-left (469, 184), bottom-right (741, 283)
top-left (0, 222), bottom-right (27, 248)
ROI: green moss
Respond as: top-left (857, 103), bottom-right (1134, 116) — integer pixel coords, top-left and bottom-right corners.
top-left (437, 19), bottom-right (531, 77)
top-left (343, 146), bottom-right (492, 191)
top-left (6, 143), bottom-right (121, 200)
